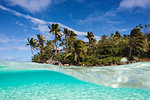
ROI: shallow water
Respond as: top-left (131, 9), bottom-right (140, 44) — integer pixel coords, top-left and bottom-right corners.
top-left (0, 60), bottom-right (150, 99)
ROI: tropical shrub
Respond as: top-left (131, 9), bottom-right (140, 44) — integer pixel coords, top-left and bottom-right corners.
top-left (32, 53), bottom-right (49, 63)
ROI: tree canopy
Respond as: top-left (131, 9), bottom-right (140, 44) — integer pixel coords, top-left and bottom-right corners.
top-left (26, 24), bottom-right (150, 66)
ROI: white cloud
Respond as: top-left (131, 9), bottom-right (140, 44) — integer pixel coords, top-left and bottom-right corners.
top-left (5, 0), bottom-right (84, 13)
top-left (0, 34), bottom-right (12, 43)
top-left (0, 34), bottom-right (26, 43)
top-left (0, 54), bottom-right (24, 61)
top-left (95, 35), bottom-right (100, 41)
top-left (6, 0), bottom-right (52, 13)
top-left (51, 22), bottom-right (87, 35)
top-left (0, 47), bottom-right (7, 50)
top-left (0, 55), bottom-right (14, 60)
top-left (78, 10), bottom-right (119, 24)
top-left (0, 34), bottom-right (28, 51)
top-left (32, 25), bottom-right (49, 33)
top-left (0, 5), bottom-right (86, 36)
top-left (6, 0), bottom-right (84, 13)
top-left (118, 28), bottom-right (130, 32)
top-left (14, 46), bottom-right (29, 51)
top-left (110, 27), bottom-right (131, 34)
top-left (16, 21), bottom-right (26, 27)
top-left (0, 46), bottom-right (29, 51)
top-left (119, 0), bottom-right (150, 9)
top-left (79, 15), bottom-right (104, 24)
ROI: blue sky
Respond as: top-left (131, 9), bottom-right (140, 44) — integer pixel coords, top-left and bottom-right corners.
top-left (0, 0), bottom-right (150, 61)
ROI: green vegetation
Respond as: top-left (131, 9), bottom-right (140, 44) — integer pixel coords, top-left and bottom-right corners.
top-left (26, 24), bottom-right (150, 66)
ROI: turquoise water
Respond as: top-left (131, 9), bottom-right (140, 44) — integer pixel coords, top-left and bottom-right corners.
top-left (0, 60), bottom-right (150, 99)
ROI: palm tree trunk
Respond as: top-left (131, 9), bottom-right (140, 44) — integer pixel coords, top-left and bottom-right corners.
top-left (30, 46), bottom-right (34, 56)
top-left (74, 61), bottom-right (77, 65)
top-left (55, 44), bottom-right (57, 55)
top-left (129, 47), bottom-right (132, 60)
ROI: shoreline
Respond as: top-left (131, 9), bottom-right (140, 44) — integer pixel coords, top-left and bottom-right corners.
top-left (44, 59), bottom-right (150, 67)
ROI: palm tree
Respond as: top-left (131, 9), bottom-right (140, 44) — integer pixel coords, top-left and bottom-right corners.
top-left (37, 34), bottom-right (46, 48)
top-left (65, 40), bottom-right (87, 65)
top-left (61, 29), bottom-right (77, 53)
top-left (100, 35), bottom-right (107, 42)
top-left (139, 24), bottom-right (143, 29)
top-left (68, 31), bottom-right (77, 49)
top-left (70, 31), bottom-right (77, 41)
top-left (85, 32), bottom-right (96, 44)
top-left (129, 27), bottom-right (148, 60)
top-left (44, 40), bottom-right (55, 59)
top-left (62, 28), bottom-right (71, 52)
top-left (114, 31), bottom-right (121, 39)
top-left (111, 33), bottom-right (114, 37)
top-left (48, 24), bottom-right (62, 55)
top-left (36, 34), bottom-right (46, 54)
top-left (63, 28), bottom-right (70, 38)
top-left (46, 40), bottom-right (54, 50)
top-left (139, 24), bottom-right (150, 34)
top-left (25, 38), bottom-right (38, 55)
top-left (114, 36), bottom-right (129, 57)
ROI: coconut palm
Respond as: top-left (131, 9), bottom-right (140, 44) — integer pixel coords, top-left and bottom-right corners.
top-left (65, 40), bottom-right (87, 65)
top-left (61, 29), bottom-right (77, 53)
top-left (62, 28), bottom-right (71, 52)
top-left (100, 35), bottom-right (107, 42)
top-left (37, 34), bottom-right (46, 47)
top-left (46, 40), bottom-right (54, 50)
top-left (44, 40), bottom-right (55, 59)
top-left (70, 31), bottom-right (77, 40)
top-left (114, 31), bottom-right (121, 39)
top-left (25, 38), bottom-right (38, 55)
top-left (36, 34), bottom-right (47, 54)
top-left (63, 28), bottom-right (70, 38)
top-left (85, 32), bottom-right (96, 44)
top-left (48, 24), bottom-right (62, 55)
top-left (139, 24), bottom-right (150, 34)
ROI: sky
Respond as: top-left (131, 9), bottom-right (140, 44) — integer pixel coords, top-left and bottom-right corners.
top-left (0, 0), bottom-right (150, 62)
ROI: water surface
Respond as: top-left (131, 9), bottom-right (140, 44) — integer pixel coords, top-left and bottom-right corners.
top-left (0, 60), bottom-right (150, 100)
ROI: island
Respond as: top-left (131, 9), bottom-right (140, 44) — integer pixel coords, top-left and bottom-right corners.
top-left (25, 24), bottom-right (150, 66)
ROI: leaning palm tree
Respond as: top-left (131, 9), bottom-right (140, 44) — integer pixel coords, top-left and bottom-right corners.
top-left (25, 38), bottom-right (38, 56)
top-left (36, 34), bottom-right (46, 54)
top-left (65, 40), bottom-right (87, 65)
top-left (46, 40), bottom-right (54, 50)
top-left (37, 34), bottom-right (46, 47)
top-left (48, 24), bottom-right (62, 55)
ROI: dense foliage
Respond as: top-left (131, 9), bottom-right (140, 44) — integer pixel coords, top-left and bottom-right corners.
top-left (26, 24), bottom-right (150, 66)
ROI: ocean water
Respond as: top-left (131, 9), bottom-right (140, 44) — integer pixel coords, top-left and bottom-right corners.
top-left (0, 60), bottom-right (150, 100)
